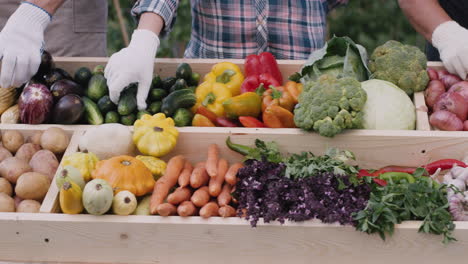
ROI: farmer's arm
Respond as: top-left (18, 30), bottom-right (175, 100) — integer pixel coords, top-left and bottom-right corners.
top-left (25, 0), bottom-right (65, 15)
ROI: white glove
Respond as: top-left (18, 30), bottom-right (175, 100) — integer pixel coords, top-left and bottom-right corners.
top-left (0, 3), bottom-right (51, 88)
top-left (432, 21), bottom-right (468, 80)
top-left (105, 29), bottom-right (160, 110)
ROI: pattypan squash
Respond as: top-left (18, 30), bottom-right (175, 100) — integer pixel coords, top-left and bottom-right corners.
top-left (136, 155), bottom-right (167, 180)
top-left (62, 152), bottom-right (99, 182)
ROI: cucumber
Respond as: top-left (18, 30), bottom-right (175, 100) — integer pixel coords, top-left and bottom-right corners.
top-left (169, 79), bottom-right (188, 93)
top-left (147, 101), bottom-right (162, 115)
top-left (176, 63), bottom-right (193, 82)
top-left (86, 74), bottom-right (108, 102)
top-left (74, 67), bottom-right (92, 87)
top-left (82, 96), bottom-right (104, 125)
top-left (137, 110), bottom-right (151, 119)
top-left (149, 88), bottom-right (168, 101)
top-left (161, 89), bottom-right (197, 117)
top-left (188, 86), bottom-right (197, 93)
top-left (121, 113), bottom-right (136, 126)
top-left (173, 108), bottom-right (194, 127)
top-left (162, 77), bottom-right (177, 91)
top-left (105, 111), bottom-right (119, 123)
top-left (118, 90), bottom-right (137, 115)
top-left (188, 72), bottom-right (201, 86)
top-left (97, 95), bottom-right (116, 114)
top-left (151, 75), bottom-right (163, 89)
top-left (93, 65), bottom-right (105, 75)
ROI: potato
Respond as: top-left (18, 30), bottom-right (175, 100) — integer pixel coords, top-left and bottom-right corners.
top-left (15, 172), bottom-right (50, 201)
top-left (2, 130), bottom-right (24, 153)
top-left (29, 150), bottom-right (59, 180)
top-left (15, 143), bottom-right (41, 162)
top-left (27, 131), bottom-right (43, 145)
top-left (0, 157), bottom-right (32, 184)
top-left (14, 196), bottom-right (23, 208)
top-left (0, 177), bottom-right (12, 196)
top-left (40, 127), bottom-right (69, 154)
top-left (0, 193), bottom-right (15, 212)
top-left (0, 147), bottom-right (12, 162)
top-left (16, 200), bottom-right (41, 213)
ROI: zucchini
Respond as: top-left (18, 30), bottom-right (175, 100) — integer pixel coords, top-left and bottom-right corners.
top-left (173, 108), bottom-right (194, 127)
top-left (82, 96), bottom-right (104, 125)
top-left (147, 101), bottom-right (162, 115)
top-left (121, 113), bottom-right (136, 126)
top-left (86, 74), bottom-right (108, 102)
top-left (105, 111), bottom-right (119, 123)
top-left (161, 89), bottom-right (196, 117)
top-left (97, 95), bottom-right (116, 114)
top-left (176, 63), bottom-right (193, 82)
top-left (149, 88), bottom-right (168, 101)
top-left (151, 75), bottom-right (163, 89)
top-left (74, 67), bottom-right (92, 87)
top-left (169, 79), bottom-right (188, 93)
top-left (162, 77), bottom-right (177, 91)
top-left (137, 110), bottom-right (151, 119)
top-left (118, 90), bottom-right (137, 115)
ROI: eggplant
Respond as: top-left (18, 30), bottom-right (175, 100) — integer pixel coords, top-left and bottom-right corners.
top-left (53, 94), bottom-right (85, 124)
top-left (32, 50), bottom-right (55, 83)
top-left (50, 79), bottom-right (84, 101)
top-left (18, 83), bottom-right (53, 124)
top-left (44, 68), bottom-right (73, 87)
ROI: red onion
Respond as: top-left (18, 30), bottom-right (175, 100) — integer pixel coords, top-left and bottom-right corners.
top-left (430, 110), bottom-right (463, 131)
top-left (437, 70), bottom-right (450, 79)
top-left (464, 120), bottom-right (468, 131)
top-left (434, 92), bottom-right (468, 120)
top-left (427, 68), bottom-right (439, 81)
top-left (440, 74), bottom-right (462, 90)
top-left (449, 81), bottom-right (468, 103)
top-left (425, 80), bottom-right (446, 109)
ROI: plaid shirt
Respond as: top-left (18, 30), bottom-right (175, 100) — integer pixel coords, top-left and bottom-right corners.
top-left (132, 0), bottom-right (348, 59)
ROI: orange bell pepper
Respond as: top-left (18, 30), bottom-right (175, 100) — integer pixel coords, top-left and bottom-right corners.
top-left (262, 86), bottom-right (296, 112)
top-left (192, 114), bottom-right (215, 127)
top-left (284, 81), bottom-right (302, 104)
top-left (262, 105), bottom-right (296, 128)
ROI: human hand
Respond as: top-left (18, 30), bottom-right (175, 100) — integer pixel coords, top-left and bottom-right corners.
top-left (104, 29), bottom-right (160, 110)
top-left (0, 3), bottom-right (51, 88)
top-left (433, 21), bottom-right (468, 79)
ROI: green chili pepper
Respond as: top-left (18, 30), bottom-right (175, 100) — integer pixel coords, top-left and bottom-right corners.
top-left (379, 172), bottom-right (415, 184)
top-left (226, 136), bottom-right (254, 156)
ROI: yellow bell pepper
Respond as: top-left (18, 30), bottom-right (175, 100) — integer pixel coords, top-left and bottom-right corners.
top-left (192, 81), bottom-right (232, 117)
top-left (222, 92), bottom-right (262, 119)
top-left (203, 62), bottom-right (244, 96)
top-left (62, 152), bottom-right (99, 182)
top-left (136, 155), bottom-right (167, 180)
top-left (133, 113), bottom-right (179, 157)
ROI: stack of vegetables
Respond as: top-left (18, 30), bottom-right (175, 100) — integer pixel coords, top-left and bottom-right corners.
top-left (425, 68), bottom-right (468, 131)
top-left (0, 127), bottom-right (70, 213)
top-left (191, 53), bottom-right (302, 128)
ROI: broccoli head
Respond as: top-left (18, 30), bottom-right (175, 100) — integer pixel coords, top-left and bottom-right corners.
top-left (368, 40), bottom-right (429, 95)
top-left (294, 75), bottom-right (367, 137)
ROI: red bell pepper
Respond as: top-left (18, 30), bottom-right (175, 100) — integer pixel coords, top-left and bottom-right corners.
top-left (242, 52), bottom-right (283, 94)
top-left (239, 116), bottom-right (266, 128)
top-left (215, 117), bottom-right (238, 127)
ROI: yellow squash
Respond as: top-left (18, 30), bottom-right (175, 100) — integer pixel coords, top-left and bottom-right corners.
top-left (59, 181), bottom-right (84, 214)
top-left (133, 113), bottom-right (179, 157)
top-left (62, 152), bottom-right (99, 182)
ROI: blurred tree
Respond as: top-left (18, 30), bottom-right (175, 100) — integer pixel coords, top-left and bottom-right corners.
top-left (107, 0), bottom-right (423, 58)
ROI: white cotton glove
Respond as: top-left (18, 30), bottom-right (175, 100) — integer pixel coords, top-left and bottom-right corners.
top-left (432, 21), bottom-right (468, 80)
top-left (0, 3), bottom-right (51, 88)
top-left (105, 29), bottom-right (160, 110)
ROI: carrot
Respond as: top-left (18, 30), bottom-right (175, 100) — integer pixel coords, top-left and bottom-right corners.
top-left (199, 201), bottom-right (219, 218)
top-left (167, 187), bottom-right (192, 205)
top-left (190, 162), bottom-right (209, 188)
top-left (157, 203), bottom-right (177, 216)
top-left (178, 161), bottom-right (193, 188)
top-left (150, 155), bottom-right (185, 215)
top-left (219, 205), bottom-right (236, 218)
top-left (177, 201), bottom-right (197, 217)
top-left (225, 163), bottom-right (243, 185)
top-left (191, 186), bottom-right (210, 207)
top-left (206, 144), bottom-right (219, 177)
top-left (217, 183), bottom-right (232, 206)
top-left (209, 159), bottom-right (228, 197)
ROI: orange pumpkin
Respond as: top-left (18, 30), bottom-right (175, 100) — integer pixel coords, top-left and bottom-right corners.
top-left (91, 155), bottom-right (155, 196)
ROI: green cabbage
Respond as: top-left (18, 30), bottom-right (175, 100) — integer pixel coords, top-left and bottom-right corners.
top-left (361, 79), bottom-right (415, 130)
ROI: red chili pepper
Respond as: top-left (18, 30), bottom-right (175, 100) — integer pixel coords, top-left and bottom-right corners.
top-left (357, 169), bottom-right (387, 186)
top-left (259, 52), bottom-right (283, 84)
top-left (371, 166), bottom-right (417, 176)
top-left (423, 159), bottom-right (467, 174)
top-left (242, 52), bottom-right (283, 94)
top-left (196, 106), bottom-right (218, 123)
top-left (215, 117), bottom-right (238, 127)
top-left (239, 116), bottom-right (266, 128)
top-left (358, 169), bottom-right (373, 178)
top-left (373, 179), bottom-right (388, 187)
top-left (240, 74), bottom-right (281, 94)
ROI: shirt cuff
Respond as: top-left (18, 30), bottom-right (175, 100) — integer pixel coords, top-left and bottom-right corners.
top-left (132, 0), bottom-right (179, 37)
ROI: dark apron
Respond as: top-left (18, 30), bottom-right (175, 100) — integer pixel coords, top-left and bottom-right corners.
top-left (426, 0), bottom-right (468, 61)
top-left (0, 0), bottom-right (108, 57)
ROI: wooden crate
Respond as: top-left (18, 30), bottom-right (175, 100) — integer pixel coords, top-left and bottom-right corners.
top-left (0, 126), bottom-right (467, 263)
